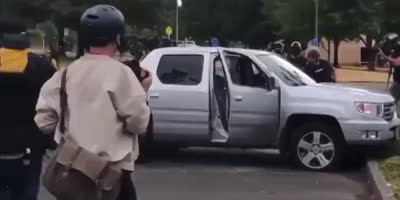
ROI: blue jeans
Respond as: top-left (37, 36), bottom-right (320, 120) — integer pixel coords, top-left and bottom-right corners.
top-left (0, 153), bottom-right (43, 200)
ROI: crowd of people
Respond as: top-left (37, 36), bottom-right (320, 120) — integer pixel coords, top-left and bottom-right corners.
top-left (268, 40), bottom-right (336, 83)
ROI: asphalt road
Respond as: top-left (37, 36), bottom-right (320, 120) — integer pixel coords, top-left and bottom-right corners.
top-left (39, 82), bottom-right (389, 200)
top-left (39, 148), bottom-right (368, 200)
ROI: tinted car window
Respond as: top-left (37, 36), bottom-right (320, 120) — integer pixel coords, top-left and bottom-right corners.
top-left (157, 55), bottom-right (204, 85)
top-left (225, 55), bottom-right (267, 88)
top-left (258, 54), bottom-right (315, 86)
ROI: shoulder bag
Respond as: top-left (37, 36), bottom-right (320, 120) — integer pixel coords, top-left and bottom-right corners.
top-left (42, 69), bottom-right (122, 200)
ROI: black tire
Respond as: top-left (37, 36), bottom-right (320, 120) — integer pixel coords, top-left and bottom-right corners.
top-left (289, 123), bottom-right (345, 171)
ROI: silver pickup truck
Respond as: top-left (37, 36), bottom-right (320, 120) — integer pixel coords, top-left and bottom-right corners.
top-left (140, 47), bottom-right (400, 171)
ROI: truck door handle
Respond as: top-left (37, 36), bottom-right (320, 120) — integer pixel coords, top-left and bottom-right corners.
top-left (149, 94), bottom-right (160, 99)
top-left (234, 96), bottom-right (243, 102)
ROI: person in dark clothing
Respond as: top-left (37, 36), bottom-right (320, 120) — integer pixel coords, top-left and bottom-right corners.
top-left (304, 49), bottom-right (336, 83)
top-left (287, 41), bottom-right (307, 70)
top-left (268, 40), bottom-right (285, 56)
top-left (379, 43), bottom-right (400, 103)
top-left (0, 17), bottom-right (56, 200)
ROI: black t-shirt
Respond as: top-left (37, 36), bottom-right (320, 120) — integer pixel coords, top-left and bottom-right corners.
top-left (304, 59), bottom-right (335, 83)
top-left (391, 56), bottom-right (400, 83)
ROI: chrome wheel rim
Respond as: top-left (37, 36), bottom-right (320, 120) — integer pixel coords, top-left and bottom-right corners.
top-left (297, 131), bottom-right (335, 170)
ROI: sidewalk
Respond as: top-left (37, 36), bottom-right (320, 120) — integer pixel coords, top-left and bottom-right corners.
top-left (337, 68), bottom-right (389, 83)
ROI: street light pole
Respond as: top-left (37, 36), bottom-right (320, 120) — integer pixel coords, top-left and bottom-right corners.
top-left (315, 0), bottom-right (319, 46)
top-left (176, 0), bottom-right (182, 42)
top-left (176, 5), bottom-right (179, 42)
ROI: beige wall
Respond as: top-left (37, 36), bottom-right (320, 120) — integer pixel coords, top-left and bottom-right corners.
top-left (320, 38), bottom-right (364, 66)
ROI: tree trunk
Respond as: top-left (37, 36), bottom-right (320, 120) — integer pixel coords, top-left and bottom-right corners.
top-left (366, 36), bottom-right (376, 71)
top-left (327, 39), bottom-right (331, 62)
top-left (58, 25), bottom-right (66, 57)
top-left (333, 38), bottom-right (340, 68)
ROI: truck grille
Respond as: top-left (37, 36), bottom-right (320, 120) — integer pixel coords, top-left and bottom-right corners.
top-left (383, 102), bottom-right (395, 121)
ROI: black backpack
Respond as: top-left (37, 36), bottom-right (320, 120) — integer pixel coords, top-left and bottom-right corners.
top-left (0, 53), bottom-right (56, 154)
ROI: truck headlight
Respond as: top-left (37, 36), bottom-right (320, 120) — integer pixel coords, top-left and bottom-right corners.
top-left (355, 102), bottom-right (384, 117)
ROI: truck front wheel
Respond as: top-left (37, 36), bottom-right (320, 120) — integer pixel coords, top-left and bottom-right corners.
top-left (289, 123), bottom-right (345, 171)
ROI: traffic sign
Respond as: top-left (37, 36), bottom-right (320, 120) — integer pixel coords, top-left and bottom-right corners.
top-left (165, 26), bottom-right (173, 36)
top-left (310, 38), bottom-right (319, 46)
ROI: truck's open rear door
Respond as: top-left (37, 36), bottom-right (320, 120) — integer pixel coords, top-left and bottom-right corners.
top-left (209, 49), bottom-right (232, 143)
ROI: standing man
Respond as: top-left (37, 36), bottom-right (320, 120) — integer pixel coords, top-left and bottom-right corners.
top-left (304, 49), bottom-right (336, 83)
top-left (35, 5), bottom-right (151, 200)
top-left (287, 41), bottom-right (307, 70)
top-left (379, 43), bottom-right (400, 104)
top-left (0, 17), bottom-right (56, 200)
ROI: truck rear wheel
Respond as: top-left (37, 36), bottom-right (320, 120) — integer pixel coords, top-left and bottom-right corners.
top-left (289, 123), bottom-right (345, 171)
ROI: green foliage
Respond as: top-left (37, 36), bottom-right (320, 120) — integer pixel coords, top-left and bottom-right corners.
top-left (181, 0), bottom-right (274, 47)
top-left (263, 0), bottom-right (400, 44)
top-left (381, 156), bottom-right (400, 200)
top-left (3, 0), bottom-right (400, 48)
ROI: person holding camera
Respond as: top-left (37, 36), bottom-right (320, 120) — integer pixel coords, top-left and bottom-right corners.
top-left (35, 5), bottom-right (150, 200)
top-left (379, 44), bottom-right (400, 103)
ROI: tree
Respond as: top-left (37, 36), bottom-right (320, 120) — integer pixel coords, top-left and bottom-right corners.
top-left (8, 0), bottom-right (171, 55)
top-left (181, 0), bottom-right (275, 47)
top-left (263, 0), bottom-right (363, 67)
top-left (350, 0), bottom-right (385, 70)
top-left (263, 0), bottom-right (315, 42)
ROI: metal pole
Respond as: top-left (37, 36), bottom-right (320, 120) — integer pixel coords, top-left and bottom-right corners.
top-left (42, 33), bottom-right (46, 53)
top-left (315, 0), bottom-right (319, 46)
top-left (176, 4), bottom-right (179, 42)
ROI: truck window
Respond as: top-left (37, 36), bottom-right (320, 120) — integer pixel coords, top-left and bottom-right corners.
top-left (225, 55), bottom-right (267, 88)
top-left (157, 55), bottom-right (204, 85)
top-left (257, 54), bottom-right (315, 86)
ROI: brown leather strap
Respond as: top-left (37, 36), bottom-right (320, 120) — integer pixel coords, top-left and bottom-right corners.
top-left (59, 69), bottom-right (68, 134)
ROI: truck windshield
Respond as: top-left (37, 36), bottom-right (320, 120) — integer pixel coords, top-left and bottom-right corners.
top-left (257, 54), bottom-right (316, 86)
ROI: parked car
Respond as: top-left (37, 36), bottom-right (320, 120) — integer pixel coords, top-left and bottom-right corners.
top-left (140, 47), bottom-right (400, 171)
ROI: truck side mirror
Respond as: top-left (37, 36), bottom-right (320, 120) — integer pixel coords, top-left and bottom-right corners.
top-left (266, 76), bottom-right (276, 90)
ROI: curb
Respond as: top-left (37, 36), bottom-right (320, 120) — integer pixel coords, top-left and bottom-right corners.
top-left (367, 160), bottom-right (395, 200)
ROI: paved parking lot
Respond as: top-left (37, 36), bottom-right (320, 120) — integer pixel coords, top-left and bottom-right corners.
top-left (40, 148), bottom-right (368, 200)
top-left (39, 82), bottom-right (388, 200)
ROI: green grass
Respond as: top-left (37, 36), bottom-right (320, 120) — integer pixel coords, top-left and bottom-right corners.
top-left (380, 157), bottom-right (400, 200)
top-left (380, 105), bottom-right (400, 200)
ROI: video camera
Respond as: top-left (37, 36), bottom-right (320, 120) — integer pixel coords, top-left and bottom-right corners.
top-left (125, 36), bottom-right (174, 61)
top-left (377, 33), bottom-right (399, 57)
